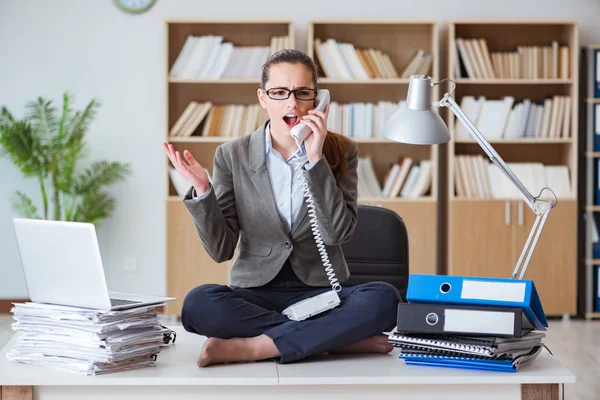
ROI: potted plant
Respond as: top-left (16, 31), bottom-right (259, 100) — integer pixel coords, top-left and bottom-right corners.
top-left (0, 92), bottom-right (131, 225)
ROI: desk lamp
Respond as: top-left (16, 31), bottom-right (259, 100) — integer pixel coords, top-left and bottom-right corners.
top-left (382, 75), bottom-right (556, 280)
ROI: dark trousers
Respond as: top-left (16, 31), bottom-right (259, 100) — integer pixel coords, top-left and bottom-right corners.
top-left (181, 260), bottom-right (401, 363)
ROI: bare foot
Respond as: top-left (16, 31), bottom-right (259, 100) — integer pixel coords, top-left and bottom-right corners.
top-left (198, 335), bottom-right (280, 367)
top-left (330, 334), bottom-right (393, 355)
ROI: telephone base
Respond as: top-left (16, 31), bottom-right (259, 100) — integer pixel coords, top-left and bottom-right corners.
top-left (282, 290), bottom-right (341, 321)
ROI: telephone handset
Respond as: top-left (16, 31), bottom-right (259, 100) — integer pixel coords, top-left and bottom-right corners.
top-left (282, 88), bottom-right (342, 322)
top-left (290, 89), bottom-right (330, 143)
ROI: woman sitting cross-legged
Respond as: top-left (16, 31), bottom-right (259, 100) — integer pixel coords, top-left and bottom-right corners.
top-left (163, 49), bottom-right (401, 367)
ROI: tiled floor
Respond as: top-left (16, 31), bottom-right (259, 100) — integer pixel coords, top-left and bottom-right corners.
top-left (0, 314), bottom-right (596, 398)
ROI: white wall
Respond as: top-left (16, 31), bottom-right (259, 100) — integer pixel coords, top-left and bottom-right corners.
top-left (1, 0), bottom-right (599, 299)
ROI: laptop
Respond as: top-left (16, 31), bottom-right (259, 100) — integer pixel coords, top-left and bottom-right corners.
top-left (12, 218), bottom-right (175, 311)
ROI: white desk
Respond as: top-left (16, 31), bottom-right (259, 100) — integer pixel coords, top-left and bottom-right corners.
top-left (0, 327), bottom-right (575, 400)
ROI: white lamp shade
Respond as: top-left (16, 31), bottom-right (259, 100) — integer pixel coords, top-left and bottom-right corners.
top-left (382, 105), bottom-right (451, 145)
top-left (382, 75), bottom-right (451, 145)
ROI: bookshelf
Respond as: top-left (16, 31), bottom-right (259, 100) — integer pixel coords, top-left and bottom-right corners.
top-left (582, 44), bottom-right (600, 319)
top-left (307, 20), bottom-right (441, 276)
top-left (446, 20), bottom-right (579, 316)
top-left (164, 19), bottom-right (294, 315)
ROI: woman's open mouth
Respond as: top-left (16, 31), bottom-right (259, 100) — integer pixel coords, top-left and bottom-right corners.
top-left (283, 114), bottom-right (300, 128)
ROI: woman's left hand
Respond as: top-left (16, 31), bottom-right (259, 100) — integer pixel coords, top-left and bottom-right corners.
top-left (301, 103), bottom-right (329, 163)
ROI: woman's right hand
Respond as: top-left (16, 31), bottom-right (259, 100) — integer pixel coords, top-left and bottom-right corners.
top-left (163, 142), bottom-right (210, 194)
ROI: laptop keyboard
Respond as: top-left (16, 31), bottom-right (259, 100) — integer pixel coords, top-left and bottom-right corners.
top-left (110, 298), bottom-right (142, 306)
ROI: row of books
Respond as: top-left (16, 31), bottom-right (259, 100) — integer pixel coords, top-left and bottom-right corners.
top-left (389, 274), bottom-right (547, 372)
top-left (326, 100), bottom-right (404, 138)
top-left (169, 102), bottom-right (268, 138)
top-left (587, 213), bottom-right (600, 311)
top-left (169, 100), bottom-right (406, 139)
top-left (455, 95), bottom-right (572, 140)
top-left (455, 155), bottom-right (572, 199)
top-left (169, 34), bottom-right (290, 79)
top-left (455, 38), bottom-right (570, 79)
top-left (358, 157), bottom-right (432, 199)
top-left (7, 302), bottom-right (172, 375)
top-left (170, 95), bottom-right (571, 140)
top-left (314, 38), bottom-right (408, 80)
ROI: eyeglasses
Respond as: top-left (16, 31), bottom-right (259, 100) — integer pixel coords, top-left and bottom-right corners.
top-left (265, 88), bottom-right (317, 101)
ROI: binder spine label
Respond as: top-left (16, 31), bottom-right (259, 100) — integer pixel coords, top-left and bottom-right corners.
top-left (461, 280), bottom-right (526, 302)
top-left (444, 309), bottom-right (515, 335)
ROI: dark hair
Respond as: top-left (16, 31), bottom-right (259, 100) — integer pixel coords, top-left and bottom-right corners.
top-left (261, 49), bottom-right (318, 90)
top-left (260, 49), bottom-right (355, 177)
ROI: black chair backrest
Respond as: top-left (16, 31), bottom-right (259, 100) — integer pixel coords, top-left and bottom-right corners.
top-left (341, 205), bottom-right (409, 301)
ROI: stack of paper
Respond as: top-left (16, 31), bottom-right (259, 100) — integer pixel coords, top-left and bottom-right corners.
top-left (7, 302), bottom-right (170, 375)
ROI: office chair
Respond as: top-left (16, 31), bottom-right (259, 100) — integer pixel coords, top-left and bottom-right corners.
top-left (341, 205), bottom-right (409, 301)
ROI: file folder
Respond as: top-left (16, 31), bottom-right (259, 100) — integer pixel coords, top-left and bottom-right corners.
top-left (596, 265), bottom-right (600, 312)
top-left (398, 345), bottom-right (543, 373)
top-left (396, 303), bottom-right (534, 337)
top-left (406, 274), bottom-right (547, 330)
top-left (595, 50), bottom-right (600, 98)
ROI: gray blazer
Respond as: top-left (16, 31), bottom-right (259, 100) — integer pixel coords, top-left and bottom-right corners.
top-left (183, 121), bottom-right (359, 288)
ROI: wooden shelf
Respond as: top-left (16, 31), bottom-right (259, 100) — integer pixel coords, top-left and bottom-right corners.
top-left (169, 78), bottom-right (260, 84)
top-left (359, 196), bottom-right (435, 203)
top-left (451, 196), bottom-right (576, 202)
top-left (453, 78), bottom-right (573, 85)
top-left (446, 20), bottom-right (578, 317)
top-left (168, 78), bottom-right (415, 85)
top-left (449, 19), bottom-right (578, 24)
top-left (165, 20), bottom-right (295, 316)
top-left (167, 136), bottom-right (405, 144)
top-left (454, 138), bottom-right (573, 144)
top-left (307, 20), bottom-right (440, 276)
top-left (168, 136), bottom-right (238, 143)
top-left (319, 78), bottom-right (411, 84)
top-left (582, 46), bottom-right (600, 317)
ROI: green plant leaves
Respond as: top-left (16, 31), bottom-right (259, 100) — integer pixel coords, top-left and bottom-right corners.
top-left (11, 191), bottom-right (41, 219)
top-left (0, 92), bottom-right (130, 225)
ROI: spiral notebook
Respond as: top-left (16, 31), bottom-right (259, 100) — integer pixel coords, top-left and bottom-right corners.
top-left (388, 331), bottom-right (545, 358)
top-left (398, 345), bottom-right (543, 372)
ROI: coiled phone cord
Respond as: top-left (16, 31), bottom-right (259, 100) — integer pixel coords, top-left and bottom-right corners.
top-left (292, 142), bottom-right (341, 293)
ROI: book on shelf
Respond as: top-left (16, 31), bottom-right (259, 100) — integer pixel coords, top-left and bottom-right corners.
top-left (594, 49), bottom-right (600, 97)
top-left (358, 157), bottom-right (431, 199)
top-left (454, 95), bottom-right (572, 140)
top-left (596, 265), bottom-right (600, 312)
top-left (169, 34), bottom-right (291, 79)
top-left (455, 38), bottom-right (569, 79)
top-left (314, 38), bottom-right (420, 79)
top-left (399, 49), bottom-right (433, 78)
top-left (454, 155), bottom-right (572, 200)
top-left (169, 102), bottom-right (268, 138)
top-left (588, 213), bottom-right (600, 259)
top-left (327, 100), bottom-right (406, 138)
top-left (594, 104), bottom-right (600, 151)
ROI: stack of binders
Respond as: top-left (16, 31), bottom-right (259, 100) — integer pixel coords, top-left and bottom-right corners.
top-left (389, 274), bottom-right (549, 372)
top-left (6, 302), bottom-right (173, 375)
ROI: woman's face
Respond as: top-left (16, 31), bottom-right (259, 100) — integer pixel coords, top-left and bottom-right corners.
top-left (257, 63), bottom-right (316, 137)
